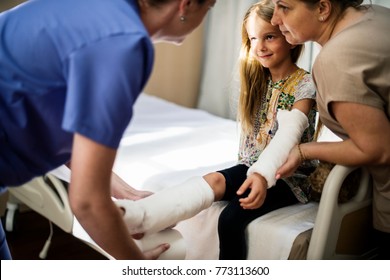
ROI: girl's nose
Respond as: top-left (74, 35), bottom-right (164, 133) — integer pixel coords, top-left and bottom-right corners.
top-left (258, 40), bottom-right (267, 51)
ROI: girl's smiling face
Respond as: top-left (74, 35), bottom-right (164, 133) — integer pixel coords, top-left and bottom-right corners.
top-left (246, 13), bottom-right (294, 71)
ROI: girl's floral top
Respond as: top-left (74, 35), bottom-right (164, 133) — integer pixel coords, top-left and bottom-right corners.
top-left (238, 68), bottom-right (317, 203)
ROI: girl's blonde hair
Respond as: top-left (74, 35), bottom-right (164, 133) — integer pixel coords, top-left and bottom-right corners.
top-left (237, 0), bottom-right (303, 134)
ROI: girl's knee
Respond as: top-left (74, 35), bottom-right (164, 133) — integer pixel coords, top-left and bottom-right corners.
top-left (203, 172), bottom-right (226, 200)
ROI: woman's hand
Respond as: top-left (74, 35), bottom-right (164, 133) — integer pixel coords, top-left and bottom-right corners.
top-left (113, 185), bottom-right (153, 201)
top-left (276, 145), bottom-right (302, 179)
top-left (143, 243), bottom-right (170, 260)
top-left (111, 172), bottom-right (153, 200)
top-left (237, 173), bottom-right (267, 209)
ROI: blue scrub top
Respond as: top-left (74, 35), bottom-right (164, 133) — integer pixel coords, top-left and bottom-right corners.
top-left (0, 0), bottom-right (154, 186)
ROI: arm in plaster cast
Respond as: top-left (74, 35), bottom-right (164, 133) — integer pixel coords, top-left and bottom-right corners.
top-left (246, 108), bottom-right (309, 188)
top-left (238, 108), bottom-right (310, 209)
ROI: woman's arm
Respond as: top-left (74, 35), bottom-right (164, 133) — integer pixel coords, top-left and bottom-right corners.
top-left (327, 102), bottom-right (390, 165)
top-left (66, 156), bottom-right (152, 200)
top-left (68, 133), bottom-right (168, 259)
top-left (304, 102), bottom-right (390, 165)
top-left (277, 102), bottom-right (390, 178)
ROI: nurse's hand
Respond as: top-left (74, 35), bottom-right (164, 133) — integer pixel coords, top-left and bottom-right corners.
top-left (143, 243), bottom-right (170, 260)
top-left (111, 172), bottom-right (153, 200)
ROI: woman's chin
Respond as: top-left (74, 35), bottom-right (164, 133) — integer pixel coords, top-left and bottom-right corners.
top-left (283, 33), bottom-right (302, 45)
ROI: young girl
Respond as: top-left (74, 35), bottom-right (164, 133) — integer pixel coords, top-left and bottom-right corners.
top-left (115, 0), bottom-right (316, 260)
top-left (204, 0), bottom-right (317, 259)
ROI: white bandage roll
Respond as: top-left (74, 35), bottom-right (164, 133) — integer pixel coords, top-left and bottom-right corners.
top-left (115, 177), bottom-right (214, 235)
top-left (134, 229), bottom-right (186, 260)
top-left (247, 109), bottom-right (309, 187)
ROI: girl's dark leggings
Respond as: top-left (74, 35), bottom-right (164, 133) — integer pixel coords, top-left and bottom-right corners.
top-left (217, 164), bottom-right (298, 260)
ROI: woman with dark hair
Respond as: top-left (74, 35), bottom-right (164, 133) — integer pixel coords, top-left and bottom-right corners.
top-left (272, 0), bottom-right (390, 259)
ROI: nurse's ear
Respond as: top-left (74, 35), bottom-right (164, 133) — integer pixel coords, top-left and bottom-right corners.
top-left (178, 0), bottom-right (192, 21)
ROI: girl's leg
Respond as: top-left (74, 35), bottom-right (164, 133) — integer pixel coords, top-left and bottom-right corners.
top-left (218, 180), bottom-right (297, 260)
top-left (116, 165), bottom-right (247, 235)
top-left (203, 172), bottom-right (227, 201)
top-left (116, 176), bottom-right (215, 234)
top-left (204, 164), bottom-right (250, 202)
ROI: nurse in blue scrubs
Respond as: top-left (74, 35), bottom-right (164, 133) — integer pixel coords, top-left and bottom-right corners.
top-left (0, 0), bottom-right (217, 260)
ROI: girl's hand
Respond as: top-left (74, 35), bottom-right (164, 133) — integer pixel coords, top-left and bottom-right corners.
top-left (276, 145), bottom-right (302, 179)
top-left (237, 173), bottom-right (267, 209)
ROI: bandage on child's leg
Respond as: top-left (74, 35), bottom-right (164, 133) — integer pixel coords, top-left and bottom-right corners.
top-left (115, 177), bottom-right (214, 235)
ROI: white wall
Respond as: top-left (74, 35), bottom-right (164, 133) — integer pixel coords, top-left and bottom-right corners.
top-left (368, 0), bottom-right (390, 7)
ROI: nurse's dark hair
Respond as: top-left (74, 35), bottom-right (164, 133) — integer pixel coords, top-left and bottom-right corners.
top-left (146, 0), bottom-right (208, 7)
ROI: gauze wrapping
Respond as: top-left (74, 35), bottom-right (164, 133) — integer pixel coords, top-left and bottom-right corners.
top-left (115, 177), bottom-right (214, 234)
top-left (247, 109), bottom-right (309, 187)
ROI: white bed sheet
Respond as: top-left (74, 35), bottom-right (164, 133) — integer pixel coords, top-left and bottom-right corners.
top-left (71, 93), bottom-right (317, 260)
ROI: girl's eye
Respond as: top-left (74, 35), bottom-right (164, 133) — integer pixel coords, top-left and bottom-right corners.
top-left (266, 35), bottom-right (274, 40)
